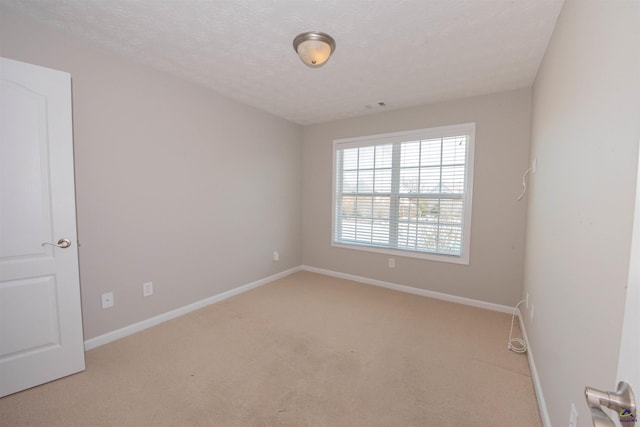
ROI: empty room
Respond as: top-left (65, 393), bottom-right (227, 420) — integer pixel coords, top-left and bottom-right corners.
top-left (1, 1), bottom-right (639, 426)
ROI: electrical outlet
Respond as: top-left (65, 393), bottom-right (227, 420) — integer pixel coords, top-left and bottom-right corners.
top-left (532, 158), bottom-right (538, 174)
top-left (569, 403), bottom-right (578, 427)
top-left (526, 292), bottom-right (529, 309)
top-left (273, 251), bottom-right (279, 262)
top-left (388, 258), bottom-right (395, 268)
top-left (530, 304), bottom-right (535, 320)
top-left (143, 282), bottom-right (153, 297)
top-left (101, 292), bottom-right (114, 309)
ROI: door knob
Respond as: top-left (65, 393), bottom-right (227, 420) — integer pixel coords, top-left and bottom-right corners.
top-left (41, 238), bottom-right (72, 249)
top-left (585, 381), bottom-right (636, 427)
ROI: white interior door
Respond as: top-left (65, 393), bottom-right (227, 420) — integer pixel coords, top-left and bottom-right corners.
top-left (614, 136), bottom-right (640, 425)
top-left (588, 137), bottom-right (640, 426)
top-left (0, 57), bottom-right (85, 397)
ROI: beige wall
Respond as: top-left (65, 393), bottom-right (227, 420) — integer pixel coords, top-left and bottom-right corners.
top-left (302, 89), bottom-right (532, 306)
top-left (0, 10), bottom-right (303, 339)
top-left (524, 0), bottom-right (640, 425)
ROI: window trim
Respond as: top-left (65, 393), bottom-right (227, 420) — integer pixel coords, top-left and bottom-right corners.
top-left (332, 123), bottom-right (475, 265)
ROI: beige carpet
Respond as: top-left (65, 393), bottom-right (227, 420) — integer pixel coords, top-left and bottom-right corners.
top-left (0, 271), bottom-right (540, 426)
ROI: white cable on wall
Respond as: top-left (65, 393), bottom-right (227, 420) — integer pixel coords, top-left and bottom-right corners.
top-left (507, 300), bottom-right (528, 354)
top-left (516, 167), bottom-right (533, 201)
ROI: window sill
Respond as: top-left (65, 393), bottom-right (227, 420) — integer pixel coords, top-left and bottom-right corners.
top-left (331, 242), bottom-right (470, 265)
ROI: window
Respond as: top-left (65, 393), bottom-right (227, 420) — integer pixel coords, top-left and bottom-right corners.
top-left (333, 123), bottom-right (475, 264)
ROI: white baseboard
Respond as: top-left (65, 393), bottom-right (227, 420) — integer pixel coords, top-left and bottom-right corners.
top-left (300, 265), bottom-right (550, 424)
top-left (86, 263), bottom-right (515, 348)
top-left (85, 264), bottom-right (546, 422)
top-left (84, 266), bottom-right (302, 351)
top-left (518, 311), bottom-right (551, 427)
top-left (300, 265), bottom-right (514, 314)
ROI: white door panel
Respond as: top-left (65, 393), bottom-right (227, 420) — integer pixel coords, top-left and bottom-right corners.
top-left (585, 137), bottom-right (640, 426)
top-left (613, 136), bottom-right (640, 426)
top-left (1, 79), bottom-right (50, 259)
top-left (1, 276), bottom-right (60, 357)
top-left (0, 57), bottom-right (85, 397)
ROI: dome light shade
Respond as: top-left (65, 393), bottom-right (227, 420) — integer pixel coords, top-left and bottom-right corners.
top-left (293, 32), bottom-right (336, 68)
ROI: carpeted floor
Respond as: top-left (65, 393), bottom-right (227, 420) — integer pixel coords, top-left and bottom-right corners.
top-left (0, 271), bottom-right (540, 426)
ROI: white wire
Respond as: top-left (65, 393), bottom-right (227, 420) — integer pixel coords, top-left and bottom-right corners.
top-left (507, 300), bottom-right (528, 354)
top-left (517, 167), bottom-right (533, 201)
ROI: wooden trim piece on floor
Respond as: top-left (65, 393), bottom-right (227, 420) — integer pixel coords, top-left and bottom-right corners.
top-left (84, 266), bottom-right (303, 350)
top-left (301, 265), bottom-right (514, 314)
top-left (518, 311), bottom-right (552, 427)
top-left (84, 263), bottom-right (548, 425)
top-left (301, 264), bottom-right (550, 426)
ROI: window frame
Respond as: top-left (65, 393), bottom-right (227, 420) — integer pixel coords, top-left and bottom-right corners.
top-left (332, 123), bottom-right (475, 265)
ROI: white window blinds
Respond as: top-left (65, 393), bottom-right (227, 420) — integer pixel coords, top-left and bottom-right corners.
top-left (333, 123), bottom-right (475, 264)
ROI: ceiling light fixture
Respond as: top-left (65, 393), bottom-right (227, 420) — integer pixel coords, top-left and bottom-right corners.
top-left (293, 31), bottom-right (336, 68)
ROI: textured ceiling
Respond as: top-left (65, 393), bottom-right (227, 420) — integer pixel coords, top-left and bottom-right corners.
top-left (1, 0), bottom-right (564, 125)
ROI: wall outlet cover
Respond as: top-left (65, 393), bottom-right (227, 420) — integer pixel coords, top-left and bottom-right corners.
top-left (101, 292), bottom-right (114, 309)
top-left (143, 282), bottom-right (153, 297)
